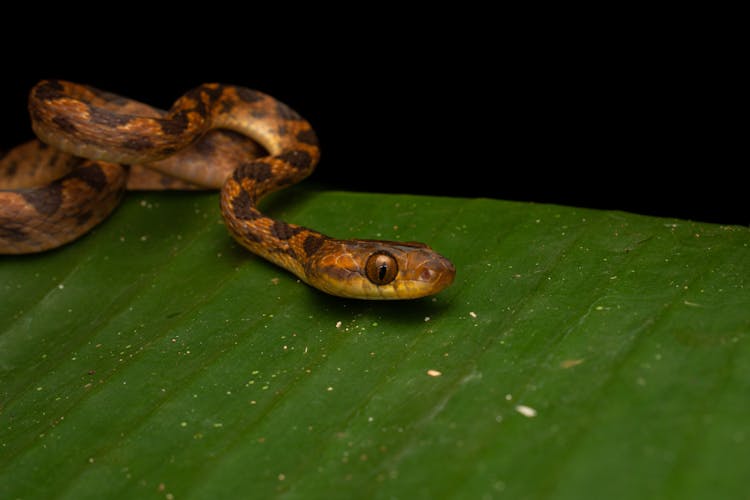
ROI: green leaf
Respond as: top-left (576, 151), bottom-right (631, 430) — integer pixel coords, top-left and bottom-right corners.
top-left (1, 187), bottom-right (748, 499)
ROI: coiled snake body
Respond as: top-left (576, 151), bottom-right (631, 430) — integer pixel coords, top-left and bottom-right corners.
top-left (0, 80), bottom-right (455, 299)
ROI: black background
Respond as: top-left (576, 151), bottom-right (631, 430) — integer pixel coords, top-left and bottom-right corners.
top-left (1, 17), bottom-right (743, 225)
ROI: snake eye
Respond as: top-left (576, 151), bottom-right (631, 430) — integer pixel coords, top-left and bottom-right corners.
top-left (365, 251), bottom-right (398, 286)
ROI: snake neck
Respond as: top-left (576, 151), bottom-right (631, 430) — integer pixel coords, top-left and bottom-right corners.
top-left (211, 84), bottom-right (322, 281)
top-left (219, 178), bottom-right (329, 282)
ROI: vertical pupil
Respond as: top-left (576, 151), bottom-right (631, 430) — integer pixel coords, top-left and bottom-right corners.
top-left (366, 252), bottom-right (398, 286)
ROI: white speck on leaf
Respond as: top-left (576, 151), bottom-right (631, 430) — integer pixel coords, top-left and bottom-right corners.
top-left (515, 405), bottom-right (537, 418)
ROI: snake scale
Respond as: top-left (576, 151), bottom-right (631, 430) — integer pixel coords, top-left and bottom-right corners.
top-left (0, 80), bottom-right (455, 299)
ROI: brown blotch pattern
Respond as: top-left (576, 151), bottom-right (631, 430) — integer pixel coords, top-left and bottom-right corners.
top-left (52, 115), bottom-right (77, 134)
top-left (191, 96), bottom-right (208, 117)
top-left (33, 80), bottom-right (65, 101)
top-left (303, 234), bottom-right (326, 256)
top-left (160, 110), bottom-right (191, 136)
top-left (271, 220), bottom-right (302, 240)
top-left (231, 189), bottom-right (262, 220)
top-left (21, 184), bottom-right (63, 216)
top-left (296, 129), bottom-right (318, 146)
top-left (122, 137), bottom-right (155, 151)
top-left (0, 222), bottom-right (27, 241)
top-left (69, 163), bottom-right (108, 191)
top-left (277, 150), bottom-right (312, 170)
top-left (87, 106), bottom-right (133, 127)
top-left (234, 161), bottom-right (272, 183)
top-left (200, 85), bottom-right (223, 103)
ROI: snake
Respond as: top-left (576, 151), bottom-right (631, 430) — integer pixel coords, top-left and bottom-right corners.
top-left (0, 80), bottom-right (455, 299)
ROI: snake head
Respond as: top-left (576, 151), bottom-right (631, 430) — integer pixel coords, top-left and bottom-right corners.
top-left (304, 239), bottom-right (455, 300)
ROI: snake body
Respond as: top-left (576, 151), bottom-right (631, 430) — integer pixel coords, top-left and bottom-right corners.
top-left (0, 80), bottom-right (455, 299)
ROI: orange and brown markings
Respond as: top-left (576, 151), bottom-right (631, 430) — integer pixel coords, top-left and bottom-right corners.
top-left (4, 80), bottom-right (320, 254)
top-left (0, 160), bottom-right (126, 253)
top-left (2, 80), bottom-right (455, 299)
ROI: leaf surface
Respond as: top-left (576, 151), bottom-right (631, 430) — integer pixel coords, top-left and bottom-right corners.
top-left (1, 188), bottom-right (748, 499)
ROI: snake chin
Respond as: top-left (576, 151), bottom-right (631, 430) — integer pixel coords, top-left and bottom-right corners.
top-left (304, 240), bottom-right (455, 300)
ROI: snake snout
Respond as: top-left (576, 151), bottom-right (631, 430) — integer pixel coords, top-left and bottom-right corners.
top-left (415, 252), bottom-right (456, 293)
